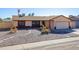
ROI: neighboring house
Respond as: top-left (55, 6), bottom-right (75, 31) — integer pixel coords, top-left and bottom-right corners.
top-left (12, 15), bottom-right (73, 31)
top-left (69, 15), bottom-right (79, 28)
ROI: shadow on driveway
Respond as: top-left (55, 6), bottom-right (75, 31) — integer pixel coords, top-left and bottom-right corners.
top-left (51, 29), bottom-right (75, 34)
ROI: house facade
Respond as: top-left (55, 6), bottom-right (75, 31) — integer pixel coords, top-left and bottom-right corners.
top-left (0, 15), bottom-right (78, 31)
top-left (12, 15), bottom-right (75, 31)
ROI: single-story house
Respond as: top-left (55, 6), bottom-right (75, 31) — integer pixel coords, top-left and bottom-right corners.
top-left (12, 15), bottom-right (74, 31)
top-left (1, 15), bottom-right (78, 31)
top-left (69, 15), bottom-right (79, 28)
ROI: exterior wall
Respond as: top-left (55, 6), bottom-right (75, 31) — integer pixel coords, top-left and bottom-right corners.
top-left (53, 16), bottom-right (71, 22)
top-left (74, 21), bottom-right (79, 28)
top-left (0, 21), bottom-right (12, 29)
top-left (50, 20), bottom-right (54, 30)
top-left (13, 21), bottom-right (18, 27)
top-left (50, 16), bottom-right (72, 30)
top-left (44, 20), bottom-right (49, 28)
top-left (70, 21), bottom-right (76, 28)
top-left (12, 16), bottom-right (19, 20)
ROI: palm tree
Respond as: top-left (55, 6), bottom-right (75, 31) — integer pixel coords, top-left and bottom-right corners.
top-left (18, 9), bottom-right (20, 16)
top-left (4, 17), bottom-right (11, 20)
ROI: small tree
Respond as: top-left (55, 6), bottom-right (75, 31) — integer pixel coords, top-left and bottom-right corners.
top-left (28, 13), bottom-right (35, 16)
top-left (22, 13), bottom-right (25, 16)
top-left (4, 17), bottom-right (11, 20)
top-left (69, 15), bottom-right (74, 18)
top-left (28, 13), bottom-right (31, 16)
top-left (31, 13), bottom-right (34, 16)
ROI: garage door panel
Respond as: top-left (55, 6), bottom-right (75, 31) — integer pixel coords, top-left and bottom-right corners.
top-left (55, 22), bottom-right (69, 29)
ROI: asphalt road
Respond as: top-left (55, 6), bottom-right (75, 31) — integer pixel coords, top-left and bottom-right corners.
top-left (30, 40), bottom-right (79, 50)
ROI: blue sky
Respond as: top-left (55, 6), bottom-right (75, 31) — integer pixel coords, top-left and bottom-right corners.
top-left (0, 8), bottom-right (79, 19)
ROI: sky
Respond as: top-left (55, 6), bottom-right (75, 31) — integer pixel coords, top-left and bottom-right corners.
top-left (0, 8), bottom-right (79, 19)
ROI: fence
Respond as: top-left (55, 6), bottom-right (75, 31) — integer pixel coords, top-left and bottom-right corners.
top-left (0, 21), bottom-right (12, 30)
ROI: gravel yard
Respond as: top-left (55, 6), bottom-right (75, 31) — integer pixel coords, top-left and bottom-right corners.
top-left (0, 29), bottom-right (79, 47)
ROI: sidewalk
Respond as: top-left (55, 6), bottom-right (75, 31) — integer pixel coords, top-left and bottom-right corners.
top-left (0, 37), bottom-right (79, 50)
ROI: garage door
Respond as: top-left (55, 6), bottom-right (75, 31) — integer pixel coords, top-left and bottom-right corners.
top-left (75, 21), bottom-right (79, 28)
top-left (55, 22), bottom-right (69, 29)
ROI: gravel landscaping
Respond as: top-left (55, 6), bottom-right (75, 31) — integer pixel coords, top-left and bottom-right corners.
top-left (0, 29), bottom-right (79, 47)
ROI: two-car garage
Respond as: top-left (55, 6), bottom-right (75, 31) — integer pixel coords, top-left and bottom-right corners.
top-left (50, 15), bottom-right (71, 30)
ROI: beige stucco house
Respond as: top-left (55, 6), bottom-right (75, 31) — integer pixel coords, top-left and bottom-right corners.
top-left (0, 15), bottom-right (77, 31)
top-left (12, 15), bottom-right (74, 31)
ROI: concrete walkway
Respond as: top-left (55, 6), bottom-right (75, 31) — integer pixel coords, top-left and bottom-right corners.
top-left (0, 37), bottom-right (79, 50)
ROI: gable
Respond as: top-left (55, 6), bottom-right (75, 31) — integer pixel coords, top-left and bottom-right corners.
top-left (50, 15), bottom-right (71, 21)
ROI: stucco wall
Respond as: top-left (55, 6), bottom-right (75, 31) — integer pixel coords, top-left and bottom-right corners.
top-left (50, 16), bottom-right (72, 30)
top-left (12, 16), bottom-right (19, 20)
top-left (53, 16), bottom-right (71, 22)
top-left (70, 21), bottom-right (76, 28)
top-left (44, 20), bottom-right (49, 28)
top-left (50, 20), bottom-right (54, 30)
top-left (12, 21), bottom-right (18, 27)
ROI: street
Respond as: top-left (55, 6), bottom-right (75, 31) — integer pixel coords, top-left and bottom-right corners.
top-left (29, 40), bottom-right (79, 50)
top-left (0, 29), bottom-right (79, 48)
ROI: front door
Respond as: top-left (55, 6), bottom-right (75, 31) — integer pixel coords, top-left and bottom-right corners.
top-left (18, 21), bottom-right (25, 28)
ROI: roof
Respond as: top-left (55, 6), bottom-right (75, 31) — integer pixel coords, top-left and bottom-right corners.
top-left (50, 15), bottom-right (72, 21)
top-left (69, 16), bottom-right (79, 21)
top-left (12, 15), bottom-right (71, 21)
top-left (12, 16), bottom-right (57, 21)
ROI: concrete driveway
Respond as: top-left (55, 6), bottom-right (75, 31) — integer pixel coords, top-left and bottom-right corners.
top-left (0, 29), bottom-right (79, 47)
top-left (72, 29), bottom-right (79, 34)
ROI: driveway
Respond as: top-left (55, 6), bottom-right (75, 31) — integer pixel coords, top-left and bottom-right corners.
top-left (71, 29), bottom-right (79, 34)
top-left (0, 29), bottom-right (79, 47)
